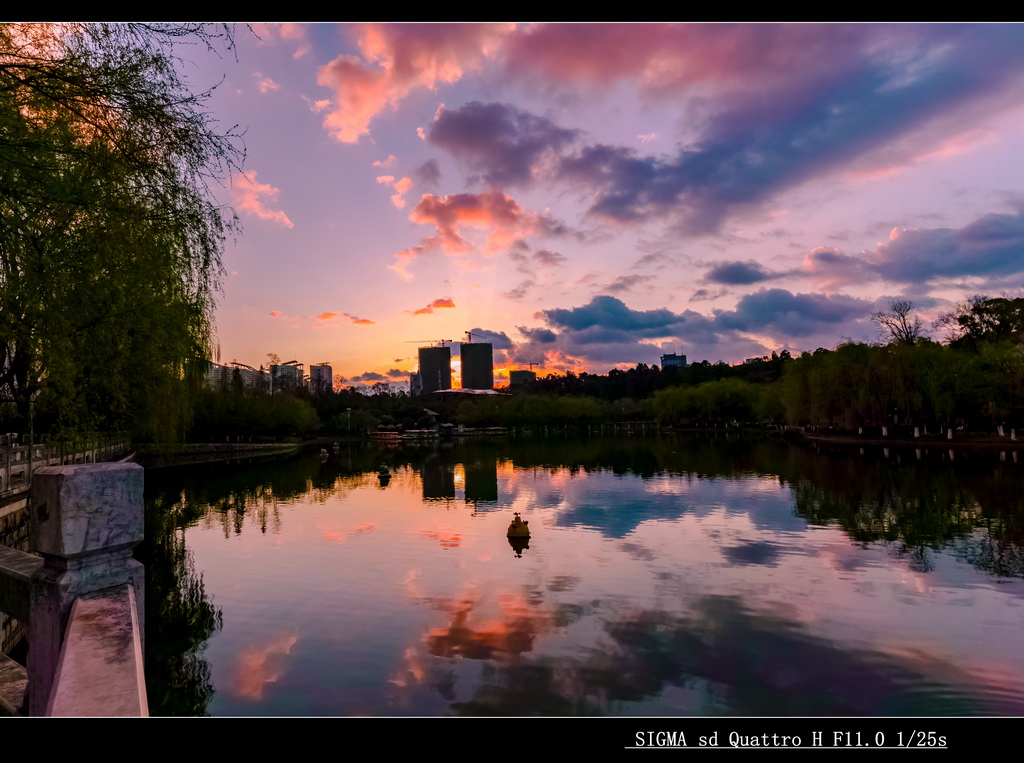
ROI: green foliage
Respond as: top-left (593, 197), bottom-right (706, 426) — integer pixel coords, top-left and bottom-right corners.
top-left (191, 388), bottom-right (321, 440)
top-left (0, 24), bottom-right (241, 439)
top-left (652, 378), bottom-right (762, 426)
top-left (777, 337), bottom-right (1024, 430)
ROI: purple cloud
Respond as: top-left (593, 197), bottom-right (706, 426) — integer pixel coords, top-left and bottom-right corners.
top-left (467, 327), bottom-right (514, 349)
top-left (427, 27), bottom-right (1024, 235)
top-left (705, 260), bottom-right (781, 285)
top-left (870, 211), bottom-right (1024, 284)
top-left (415, 159), bottom-right (442, 187)
top-left (428, 101), bottom-right (578, 188)
top-left (714, 289), bottom-right (870, 337)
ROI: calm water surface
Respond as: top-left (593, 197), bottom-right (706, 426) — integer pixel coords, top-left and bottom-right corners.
top-left (140, 435), bottom-right (1024, 716)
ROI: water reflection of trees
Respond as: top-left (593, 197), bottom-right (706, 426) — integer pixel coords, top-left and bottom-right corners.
top-left (388, 434), bottom-right (1024, 579)
top-left (139, 523), bottom-right (221, 716)
top-left (406, 595), bottom-right (1023, 716)
top-left (141, 449), bottom-right (371, 714)
top-left (147, 450), bottom-right (373, 537)
top-left (786, 446), bottom-right (1024, 578)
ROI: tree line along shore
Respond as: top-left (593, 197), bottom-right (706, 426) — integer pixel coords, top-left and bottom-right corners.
top-left (1, 28), bottom-right (1020, 450)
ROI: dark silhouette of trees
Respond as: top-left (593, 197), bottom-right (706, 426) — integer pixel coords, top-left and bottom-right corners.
top-left (936, 294), bottom-right (1024, 350)
top-left (872, 299), bottom-right (926, 346)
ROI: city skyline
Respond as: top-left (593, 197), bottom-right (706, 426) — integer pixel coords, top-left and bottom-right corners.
top-left (194, 23), bottom-right (1024, 387)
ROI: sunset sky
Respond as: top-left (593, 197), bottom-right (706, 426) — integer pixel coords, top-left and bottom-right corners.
top-left (194, 23), bottom-right (1024, 387)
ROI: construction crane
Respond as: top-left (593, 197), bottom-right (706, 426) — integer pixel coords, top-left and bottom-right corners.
top-left (404, 339), bottom-right (454, 347)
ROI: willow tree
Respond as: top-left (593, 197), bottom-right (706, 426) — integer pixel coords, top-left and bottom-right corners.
top-left (0, 23), bottom-right (242, 438)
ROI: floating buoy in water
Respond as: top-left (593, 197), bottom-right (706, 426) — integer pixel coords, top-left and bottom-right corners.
top-left (507, 512), bottom-right (530, 538)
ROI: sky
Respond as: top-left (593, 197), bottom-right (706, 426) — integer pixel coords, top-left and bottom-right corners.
top-left (187, 23), bottom-right (1024, 388)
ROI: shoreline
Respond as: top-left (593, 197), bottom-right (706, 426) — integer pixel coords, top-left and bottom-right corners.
top-left (130, 427), bottom-right (1024, 470)
top-left (794, 430), bottom-right (1024, 451)
top-left (131, 442), bottom-right (302, 470)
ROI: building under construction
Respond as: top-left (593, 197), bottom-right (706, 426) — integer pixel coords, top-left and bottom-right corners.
top-left (509, 369), bottom-right (536, 386)
top-left (460, 342), bottom-right (493, 390)
top-left (418, 346), bottom-right (452, 393)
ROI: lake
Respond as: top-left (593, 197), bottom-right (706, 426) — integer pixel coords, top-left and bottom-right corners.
top-left (140, 434), bottom-right (1024, 716)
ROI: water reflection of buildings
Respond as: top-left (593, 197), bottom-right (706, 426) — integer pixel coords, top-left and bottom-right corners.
top-left (420, 458), bottom-right (498, 507)
top-left (421, 459), bottom-right (455, 500)
top-left (464, 459), bottom-right (498, 504)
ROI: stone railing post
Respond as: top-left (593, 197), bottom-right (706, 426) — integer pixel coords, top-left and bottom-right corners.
top-left (26, 462), bottom-right (144, 716)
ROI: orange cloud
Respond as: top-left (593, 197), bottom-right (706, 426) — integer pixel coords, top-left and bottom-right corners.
top-left (315, 23), bottom-right (515, 143)
top-left (230, 171), bottom-right (294, 228)
top-left (411, 298), bottom-right (456, 315)
top-left (315, 311), bottom-right (376, 326)
top-left (419, 530), bottom-right (462, 548)
top-left (373, 154), bottom-right (398, 167)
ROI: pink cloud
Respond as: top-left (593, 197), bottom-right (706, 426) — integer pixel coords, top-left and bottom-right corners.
top-left (503, 24), bottom-right (866, 99)
top-left (846, 127), bottom-right (995, 182)
top-left (390, 189), bottom-right (566, 277)
top-left (230, 171), bottom-right (294, 228)
top-left (390, 238), bottom-right (440, 279)
top-left (391, 177), bottom-right (413, 208)
top-left (232, 632), bottom-right (298, 701)
top-left (315, 23), bottom-right (515, 143)
top-left (254, 73), bottom-right (279, 93)
top-left (252, 23), bottom-right (310, 59)
top-left (377, 175), bottom-right (414, 208)
top-left (373, 154), bottom-right (398, 167)
top-left (801, 246), bottom-right (876, 290)
top-left (422, 190), bottom-right (545, 250)
top-left (279, 23), bottom-right (311, 58)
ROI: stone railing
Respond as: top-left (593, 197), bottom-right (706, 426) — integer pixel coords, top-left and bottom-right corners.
top-left (0, 433), bottom-right (131, 500)
top-left (0, 462), bottom-right (146, 716)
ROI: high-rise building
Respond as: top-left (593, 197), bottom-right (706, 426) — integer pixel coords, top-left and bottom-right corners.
top-left (205, 361), bottom-right (268, 392)
top-left (270, 360), bottom-right (303, 393)
top-left (660, 353), bottom-right (686, 368)
top-left (460, 342), bottom-right (493, 390)
top-left (309, 363), bottom-right (333, 395)
top-left (418, 346), bottom-right (452, 393)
